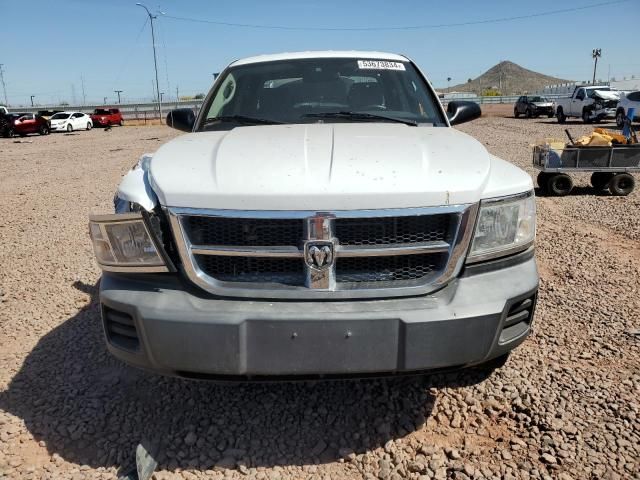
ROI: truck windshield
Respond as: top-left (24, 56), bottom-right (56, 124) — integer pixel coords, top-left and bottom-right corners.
top-left (199, 57), bottom-right (444, 129)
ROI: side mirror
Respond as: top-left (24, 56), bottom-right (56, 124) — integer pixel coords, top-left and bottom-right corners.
top-left (446, 101), bottom-right (481, 125)
top-left (166, 108), bottom-right (196, 132)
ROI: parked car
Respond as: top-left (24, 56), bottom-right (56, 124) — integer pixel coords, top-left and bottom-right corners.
top-left (49, 111), bottom-right (93, 132)
top-left (5, 113), bottom-right (51, 136)
top-left (91, 108), bottom-right (123, 127)
top-left (616, 91), bottom-right (640, 127)
top-left (514, 95), bottom-right (554, 118)
top-left (554, 85), bottom-right (620, 123)
top-left (0, 105), bottom-right (8, 115)
top-left (89, 51), bottom-right (538, 379)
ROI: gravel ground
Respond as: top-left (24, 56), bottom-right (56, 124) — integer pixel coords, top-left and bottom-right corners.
top-left (0, 118), bottom-right (638, 480)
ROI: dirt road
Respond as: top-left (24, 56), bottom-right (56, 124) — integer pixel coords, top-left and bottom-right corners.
top-left (0, 119), bottom-right (638, 480)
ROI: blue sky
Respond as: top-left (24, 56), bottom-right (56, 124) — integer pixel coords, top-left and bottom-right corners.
top-left (1, 0), bottom-right (638, 106)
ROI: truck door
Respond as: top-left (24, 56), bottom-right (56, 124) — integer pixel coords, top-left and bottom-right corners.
top-left (573, 89), bottom-right (585, 115)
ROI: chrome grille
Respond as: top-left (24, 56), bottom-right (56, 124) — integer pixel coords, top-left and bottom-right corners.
top-left (169, 205), bottom-right (478, 300)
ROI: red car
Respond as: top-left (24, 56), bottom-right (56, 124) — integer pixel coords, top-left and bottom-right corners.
top-left (4, 113), bottom-right (50, 137)
top-left (91, 108), bottom-right (124, 127)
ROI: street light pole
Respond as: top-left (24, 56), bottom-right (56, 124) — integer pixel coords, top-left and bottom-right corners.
top-left (0, 64), bottom-right (8, 106)
top-left (137, 3), bottom-right (163, 122)
top-left (592, 48), bottom-right (601, 85)
top-left (114, 90), bottom-right (123, 104)
top-left (30, 95), bottom-right (35, 107)
top-left (103, 96), bottom-right (107, 105)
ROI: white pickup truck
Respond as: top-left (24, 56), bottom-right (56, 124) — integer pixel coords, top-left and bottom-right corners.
top-left (554, 85), bottom-right (620, 124)
top-left (89, 51), bottom-right (538, 379)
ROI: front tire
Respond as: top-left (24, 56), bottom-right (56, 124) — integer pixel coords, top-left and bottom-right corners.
top-left (525, 108), bottom-right (532, 119)
top-left (39, 124), bottom-right (50, 135)
top-left (66, 124), bottom-right (73, 132)
top-left (582, 109), bottom-right (592, 124)
top-left (537, 172), bottom-right (550, 191)
top-left (119, 119), bottom-right (124, 126)
top-left (556, 108), bottom-right (566, 124)
top-left (86, 122), bottom-right (92, 130)
top-left (609, 173), bottom-right (635, 196)
top-left (547, 173), bottom-right (573, 196)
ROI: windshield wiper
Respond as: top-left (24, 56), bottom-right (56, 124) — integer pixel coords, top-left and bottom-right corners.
top-left (302, 111), bottom-right (418, 126)
top-left (204, 115), bottom-right (283, 125)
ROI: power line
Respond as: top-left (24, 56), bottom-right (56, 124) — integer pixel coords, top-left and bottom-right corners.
top-left (162, 0), bottom-right (631, 31)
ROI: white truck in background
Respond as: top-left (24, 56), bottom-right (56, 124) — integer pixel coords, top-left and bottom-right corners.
top-left (0, 106), bottom-right (8, 115)
top-left (554, 85), bottom-right (620, 124)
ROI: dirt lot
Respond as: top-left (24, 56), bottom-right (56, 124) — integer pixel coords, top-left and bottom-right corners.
top-left (0, 117), bottom-right (638, 480)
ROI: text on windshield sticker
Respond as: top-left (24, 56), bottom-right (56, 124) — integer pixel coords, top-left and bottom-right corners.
top-left (357, 60), bottom-right (406, 71)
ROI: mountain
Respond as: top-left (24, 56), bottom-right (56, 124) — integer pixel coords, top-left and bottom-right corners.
top-left (441, 61), bottom-right (571, 95)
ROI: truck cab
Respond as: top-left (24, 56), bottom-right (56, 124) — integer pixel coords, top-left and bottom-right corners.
top-left (555, 85), bottom-right (620, 123)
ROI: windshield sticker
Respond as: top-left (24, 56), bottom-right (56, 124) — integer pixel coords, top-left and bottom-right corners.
top-left (358, 60), bottom-right (406, 71)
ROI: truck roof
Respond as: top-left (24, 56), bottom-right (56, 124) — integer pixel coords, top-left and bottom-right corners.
top-left (230, 50), bottom-right (409, 67)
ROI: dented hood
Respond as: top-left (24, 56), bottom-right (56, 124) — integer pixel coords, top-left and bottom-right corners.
top-left (593, 90), bottom-right (620, 101)
top-left (149, 123), bottom-right (492, 210)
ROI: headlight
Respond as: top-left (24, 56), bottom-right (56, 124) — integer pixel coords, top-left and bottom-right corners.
top-left (467, 191), bottom-right (535, 263)
top-left (89, 213), bottom-right (169, 272)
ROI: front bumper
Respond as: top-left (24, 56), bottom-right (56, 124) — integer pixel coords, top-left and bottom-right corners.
top-left (99, 252), bottom-right (538, 378)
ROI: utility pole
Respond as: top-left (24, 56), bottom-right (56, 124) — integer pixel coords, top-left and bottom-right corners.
top-left (160, 92), bottom-right (164, 102)
top-left (114, 90), bottom-right (123, 104)
top-left (103, 96), bottom-right (107, 105)
top-left (592, 48), bottom-right (601, 85)
top-left (0, 64), bottom-right (8, 106)
top-left (81, 75), bottom-right (87, 106)
top-left (176, 85), bottom-right (179, 102)
top-left (30, 95), bottom-right (35, 107)
top-left (137, 3), bottom-right (163, 122)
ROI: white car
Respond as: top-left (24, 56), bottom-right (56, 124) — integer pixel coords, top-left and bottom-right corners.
top-left (49, 111), bottom-right (93, 132)
top-left (616, 91), bottom-right (640, 127)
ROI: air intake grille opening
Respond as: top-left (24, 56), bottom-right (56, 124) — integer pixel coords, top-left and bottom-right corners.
top-left (103, 307), bottom-right (140, 352)
top-left (195, 255), bottom-right (305, 285)
top-left (184, 217), bottom-right (302, 246)
top-left (500, 294), bottom-right (537, 344)
top-left (336, 253), bottom-right (447, 283)
top-left (335, 214), bottom-right (452, 246)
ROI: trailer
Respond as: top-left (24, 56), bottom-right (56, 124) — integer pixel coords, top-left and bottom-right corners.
top-left (533, 144), bottom-right (640, 196)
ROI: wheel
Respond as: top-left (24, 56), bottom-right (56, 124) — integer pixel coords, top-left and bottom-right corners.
top-left (525, 108), bottom-right (532, 119)
top-left (590, 172), bottom-right (614, 191)
top-left (547, 173), bottom-right (573, 196)
top-left (609, 173), bottom-right (635, 196)
top-left (86, 122), bottom-right (92, 130)
top-left (616, 109), bottom-right (626, 128)
top-left (514, 108), bottom-right (519, 119)
top-left (536, 172), bottom-right (550, 191)
top-left (582, 109), bottom-right (592, 124)
top-left (5, 127), bottom-right (14, 138)
top-left (39, 124), bottom-right (50, 135)
top-left (66, 124), bottom-right (73, 132)
top-left (556, 108), bottom-right (566, 124)
top-left (119, 119), bottom-right (124, 126)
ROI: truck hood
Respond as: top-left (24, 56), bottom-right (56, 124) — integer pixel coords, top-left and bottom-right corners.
top-left (149, 123), bottom-right (494, 210)
top-left (593, 90), bottom-right (620, 101)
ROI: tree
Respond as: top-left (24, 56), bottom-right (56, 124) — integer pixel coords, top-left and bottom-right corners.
top-left (467, 78), bottom-right (472, 84)
top-left (194, 93), bottom-right (205, 99)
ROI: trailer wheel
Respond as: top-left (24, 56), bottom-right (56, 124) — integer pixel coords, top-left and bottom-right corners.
top-left (547, 174), bottom-right (573, 196)
top-left (590, 172), bottom-right (614, 191)
top-left (609, 173), bottom-right (635, 196)
top-left (556, 107), bottom-right (566, 124)
top-left (536, 172), bottom-right (550, 191)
